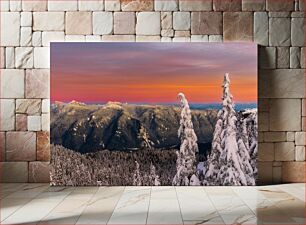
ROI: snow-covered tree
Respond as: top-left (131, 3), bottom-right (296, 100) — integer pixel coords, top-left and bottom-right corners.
top-left (133, 160), bottom-right (142, 186)
top-left (149, 163), bottom-right (161, 186)
top-left (173, 93), bottom-right (199, 186)
top-left (204, 73), bottom-right (255, 186)
top-left (237, 109), bottom-right (258, 180)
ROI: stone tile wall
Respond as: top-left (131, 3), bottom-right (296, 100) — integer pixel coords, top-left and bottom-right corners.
top-left (0, 0), bottom-right (305, 184)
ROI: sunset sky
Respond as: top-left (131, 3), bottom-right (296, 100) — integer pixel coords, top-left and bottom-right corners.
top-left (51, 43), bottom-right (257, 104)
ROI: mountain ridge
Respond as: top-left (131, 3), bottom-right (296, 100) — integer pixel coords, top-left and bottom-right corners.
top-left (51, 101), bottom-right (218, 154)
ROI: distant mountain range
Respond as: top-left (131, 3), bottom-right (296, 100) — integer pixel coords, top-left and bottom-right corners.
top-left (51, 101), bottom-right (219, 154)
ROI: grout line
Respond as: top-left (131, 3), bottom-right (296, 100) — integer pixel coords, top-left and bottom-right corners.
top-left (105, 186), bottom-right (126, 225)
top-left (145, 186), bottom-right (152, 225)
top-left (203, 186), bottom-right (227, 225)
top-left (37, 186), bottom-right (76, 223)
top-left (174, 186), bottom-right (185, 225)
top-left (1, 184), bottom-right (51, 223)
top-left (75, 186), bottom-right (100, 224)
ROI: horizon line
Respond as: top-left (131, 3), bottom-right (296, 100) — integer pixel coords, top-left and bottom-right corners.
top-left (51, 100), bottom-right (257, 105)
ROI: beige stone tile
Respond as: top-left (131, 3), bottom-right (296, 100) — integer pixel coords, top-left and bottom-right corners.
top-left (33, 12), bottom-right (64, 31)
top-left (114, 12), bottom-right (135, 35)
top-left (93, 12), bottom-right (113, 35)
top-left (155, 0), bottom-right (178, 11)
top-left (291, 18), bottom-right (304, 47)
top-left (0, 99), bottom-right (15, 131)
top-left (0, 69), bottom-right (24, 98)
top-left (174, 30), bottom-right (190, 37)
top-left (191, 35), bottom-right (208, 42)
top-left (290, 47), bottom-right (301, 69)
top-left (208, 35), bottom-right (222, 42)
top-left (282, 162), bottom-right (305, 183)
top-left (173, 12), bottom-right (190, 31)
top-left (22, 0), bottom-right (47, 11)
top-left (136, 35), bottom-right (161, 42)
top-left (0, 0), bottom-right (9, 11)
top-left (223, 12), bottom-right (253, 41)
top-left (42, 31), bottom-right (65, 47)
top-left (20, 27), bottom-right (32, 47)
top-left (269, 99), bottom-right (301, 131)
top-left (213, 0), bottom-right (242, 11)
top-left (29, 161), bottom-right (50, 183)
top-left (259, 46), bottom-right (276, 69)
top-left (121, 0), bottom-right (153, 11)
top-left (286, 132), bottom-right (295, 142)
top-left (16, 114), bottom-right (27, 131)
top-left (6, 131), bottom-right (36, 161)
top-left (295, 132), bottom-right (305, 145)
top-left (5, 47), bottom-right (14, 69)
top-left (32, 31), bottom-right (42, 47)
top-left (65, 35), bottom-right (86, 42)
top-left (48, 0), bottom-right (77, 11)
top-left (161, 37), bottom-right (172, 42)
top-left (66, 12), bottom-right (92, 35)
top-left (269, 18), bottom-right (291, 46)
top-left (33, 47), bottom-right (50, 68)
top-left (105, 0), bottom-right (120, 11)
top-left (16, 99), bottom-right (41, 115)
top-left (136, 12), bottom-right (160, 35)
top-left (191, 12), bottom-right (222, 35)
top-left (254, 12), bottom-right (268, 46)
top-left (42, 99), bottom-right (50, 113)
top-left (37, 131), bottom-right (50, 162)
top-left (258, 143), bottom-right (274, 161)
top-left (266, 0), bottom-right (294, 11)
top-left (161, 12), bottom-right (172, 29)
top-left (85, 35), bottom-right (101, 42)
top-left (161, 29), bottom-right (174, 37)
top-left (1, 12), bottom-right (20, 46)
top-left (179, 0), bottom-right (212, 11)
top-left (276, 47), bottom-right (290, 68)
top-left (15, 47), bottom-right (33, 69)
top-left (264, 132), bottom-right (286, 142)
top-left (295, 146), bottom-right (305, 161)
top-left (26, 69), bottom-right (50, 98)
top-left (27, 115), bottom-right (41, 131)
top-left (257, 162), bottom-right (273, 185)
top-left (242, 0), bottom-right (265, 11)
top-left (41, 113), bottom-right (50, 132)
top-left (173, 36), bottom-right (190, 42)
top-left (259, 69), bottom-right (304, 98)
top-left (0, 162), bottom-right (28, 182)
top-left (78, 0), bottom-right (104, 11)
top-left (274, 142), bottom-right (295, 161)
top-left (21, 12), bottom-right (32, 27)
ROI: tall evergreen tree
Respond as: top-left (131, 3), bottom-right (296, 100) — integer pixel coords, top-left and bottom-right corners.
top-left (205, 73), bottom-right (255, 186)
top-left (133, 160), bottom-right (142, 186)
top-left (173, 93), bottom-right (199, 186)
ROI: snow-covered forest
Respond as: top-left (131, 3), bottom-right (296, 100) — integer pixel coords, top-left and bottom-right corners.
top-left (51, 73), bottom-right (257, 186)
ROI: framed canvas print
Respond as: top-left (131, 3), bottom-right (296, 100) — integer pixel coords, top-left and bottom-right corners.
top-left (50, 43), bottom-right (258, 186)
